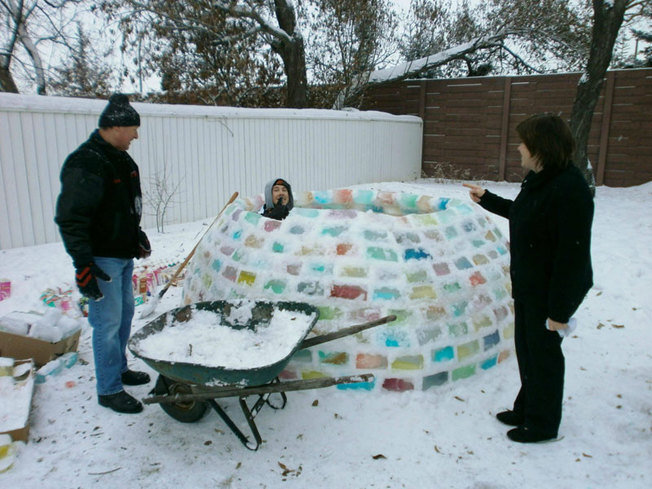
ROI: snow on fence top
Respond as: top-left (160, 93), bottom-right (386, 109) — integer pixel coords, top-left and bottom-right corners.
top-left (182, 188), bottom-right (515, 392)
top-left (0, 93), bottom-right (420, 123)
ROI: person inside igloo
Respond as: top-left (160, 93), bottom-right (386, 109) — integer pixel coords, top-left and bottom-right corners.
top-left (261, 178), bottom-right (294, 221)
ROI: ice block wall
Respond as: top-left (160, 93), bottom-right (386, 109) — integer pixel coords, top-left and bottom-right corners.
top-left (182, 189), bottom-right (514, 392)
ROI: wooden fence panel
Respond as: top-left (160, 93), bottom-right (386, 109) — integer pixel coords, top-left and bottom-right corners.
top-left (362, 68), bottom-right (652, 187)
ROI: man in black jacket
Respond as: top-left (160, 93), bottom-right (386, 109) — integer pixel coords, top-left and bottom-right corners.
top-left (55, 94), bottom-right (152, 414)
top-left (464, 114), bottom-right (593, 442)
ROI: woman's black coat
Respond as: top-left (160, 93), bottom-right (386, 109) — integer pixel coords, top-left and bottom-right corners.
top-left (478, 164), bottom-right (594, 323)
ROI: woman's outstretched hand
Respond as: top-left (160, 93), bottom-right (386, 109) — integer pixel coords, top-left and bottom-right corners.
top-left (463, 183), bottom-right (485, 203)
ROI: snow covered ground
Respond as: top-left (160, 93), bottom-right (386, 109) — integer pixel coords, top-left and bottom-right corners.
top-left (0, 179), bottom-right (650, 488)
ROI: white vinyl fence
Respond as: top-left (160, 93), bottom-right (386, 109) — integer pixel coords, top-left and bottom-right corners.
top-left (0, 93), bottom-right (422, 249)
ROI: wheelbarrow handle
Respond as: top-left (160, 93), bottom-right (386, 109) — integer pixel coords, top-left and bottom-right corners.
top-left (299, 314), bottom-right (397, 350)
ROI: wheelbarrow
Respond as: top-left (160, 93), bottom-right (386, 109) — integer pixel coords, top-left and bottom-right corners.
top-left (128, 300), bottom-right (396, 450)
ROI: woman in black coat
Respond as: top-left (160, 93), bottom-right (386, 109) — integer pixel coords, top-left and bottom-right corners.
top-left (464, 114), bottom-right (594, 443)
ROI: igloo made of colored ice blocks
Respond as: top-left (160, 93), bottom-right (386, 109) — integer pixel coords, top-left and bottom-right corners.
top-left (182, 188), bottom-right (514, 392)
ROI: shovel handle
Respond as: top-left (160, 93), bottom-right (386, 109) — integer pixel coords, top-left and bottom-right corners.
top-left (299, 314), bottom-right (397, 350)
top-left (156, 191), bottom-right (239, 299)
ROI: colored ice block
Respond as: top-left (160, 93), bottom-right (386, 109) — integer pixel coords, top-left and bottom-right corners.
top-left (433, 346), bottom-right (454, 362)
top-left (452, 364), bottom-right (476, 381)
top-left (356, 353), bottom-right (388, 369)
top-left (382, 378), bottom-right (414, 392)
top-left (331, 284), bottom-right (367, 300)
top-left (483, 330), bottom-right (501, 350)
top-left (423, 371), bottom-right (449, 389)
top-left (391, 355), bottom-right (424, 370)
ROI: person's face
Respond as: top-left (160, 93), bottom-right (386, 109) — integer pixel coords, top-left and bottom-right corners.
top-left (272, 184), bottom-right (289, 206)
top-left (112, 126), bottom-right (139, 151)
top-left (518, 142), bottom-right (540, 172)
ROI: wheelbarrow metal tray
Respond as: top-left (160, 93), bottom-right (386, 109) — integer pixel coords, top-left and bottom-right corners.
top-left (128, 300), bottom-right (319, 387)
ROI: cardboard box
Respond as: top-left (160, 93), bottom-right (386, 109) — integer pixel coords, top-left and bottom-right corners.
top-left (0, 359), bottom-right (34, 443)
top-left (0, 329), bottom-right (81, 368)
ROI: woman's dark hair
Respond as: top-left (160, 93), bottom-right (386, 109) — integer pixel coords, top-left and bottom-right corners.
top-left (516, 114), bottom-right (575, 170)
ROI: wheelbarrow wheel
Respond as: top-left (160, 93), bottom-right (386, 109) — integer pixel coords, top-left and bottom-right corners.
top-left (154, 375), bottom-right (209, 423)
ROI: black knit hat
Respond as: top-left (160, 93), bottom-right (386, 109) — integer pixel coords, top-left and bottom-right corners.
top-left (98, 94), bottom-right (140, 128)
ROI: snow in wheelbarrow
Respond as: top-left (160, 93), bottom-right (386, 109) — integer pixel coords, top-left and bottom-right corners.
top-left (128, 300), bottom-right (320, 387)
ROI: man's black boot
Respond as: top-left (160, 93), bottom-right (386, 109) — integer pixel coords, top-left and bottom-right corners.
top-left (98, 390), bottom-right (143, 414)
top-left (121, 369), bottom-right (150, 386)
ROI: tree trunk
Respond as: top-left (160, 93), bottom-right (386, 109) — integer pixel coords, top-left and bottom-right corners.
top-left (276, 34), bottom-right (308, 108)
top-left (0, 66), bottom-right (19, 93)
top-left (273, 0), bottom-right (308, 108)
top-left (570, 0), bottom-right (627, 188)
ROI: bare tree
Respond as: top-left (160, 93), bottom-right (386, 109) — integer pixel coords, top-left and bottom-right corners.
top-left (0, 0), bottom-right (87, 94)
top-left (305, 0), bottom-right (398, 108)
top-left (144, 160), bottom-right (183, 233)
top-left (569, 0), bottom-right (644, 186)
top-left (48, 22), bottom-right (115, 97)
top-left (110, 0), bottom-right (309, 107)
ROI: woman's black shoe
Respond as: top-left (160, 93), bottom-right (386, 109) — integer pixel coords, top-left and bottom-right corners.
top-left (121, 369), bottom-right (151, 386)
top-left (507, 427), bottom-right (557, 443)
top-left (98, 390), bottom-right (143, 413)
top-left (496, 410), bottom-right (524, 426)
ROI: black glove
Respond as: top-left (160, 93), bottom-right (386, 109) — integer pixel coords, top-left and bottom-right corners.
top-left (138, 229), bottom-right (151, 258)
top-left (264, 198), bottom-right (289, 220)
top-left (266, 204), bottom-right (289, 220)
top-left (75, 263), bottom-right (111, 301)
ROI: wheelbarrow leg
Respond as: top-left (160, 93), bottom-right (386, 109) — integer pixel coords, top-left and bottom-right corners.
top-left (208, 378), bottom-right (287, 451)
top-left (207, 399), bottom-right (262, 450)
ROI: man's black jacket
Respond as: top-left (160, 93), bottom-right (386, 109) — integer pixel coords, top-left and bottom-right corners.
top-left (55, 130), bottom-right (144, 267)
top-left (478, 164), bottom-right (594, 323)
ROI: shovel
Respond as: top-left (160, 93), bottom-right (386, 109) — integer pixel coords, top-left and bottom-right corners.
top-left (139, 191), bottom-right (239, 319)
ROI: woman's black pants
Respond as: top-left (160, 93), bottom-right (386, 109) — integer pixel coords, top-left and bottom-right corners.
top-left (511, 299), bottom-right (565, 436)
